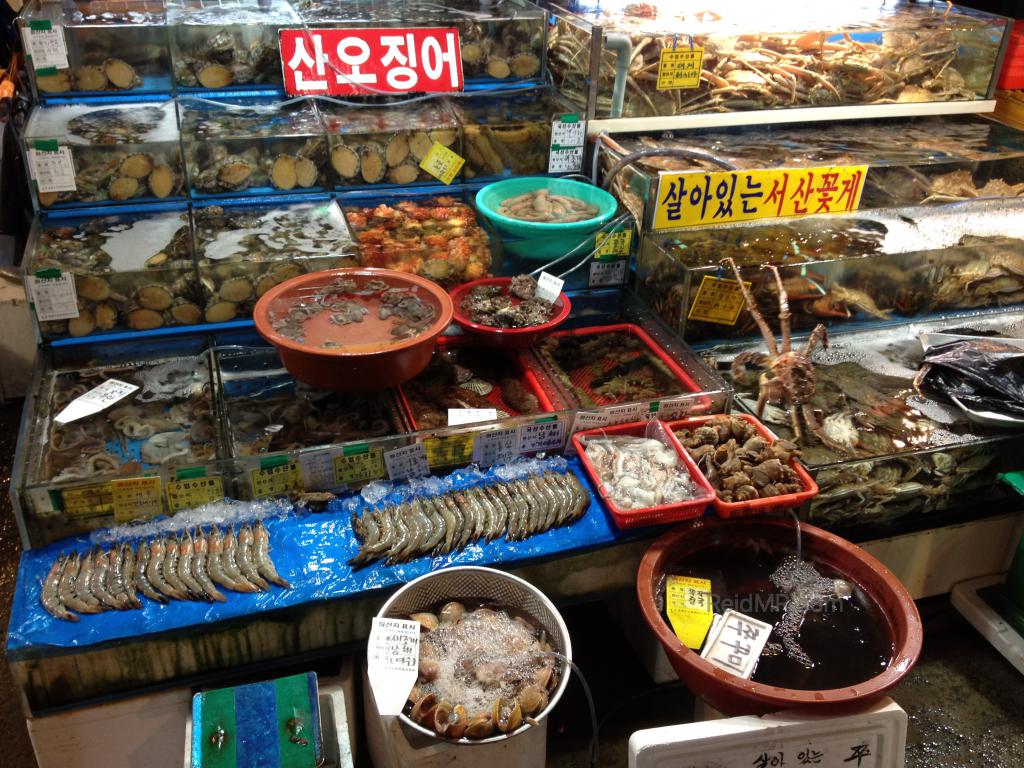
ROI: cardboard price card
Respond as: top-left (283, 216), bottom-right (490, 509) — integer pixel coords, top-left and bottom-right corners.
top-left (250, 459), bottom-right (303, 498)
top-left (280, 27), bottom-right (464, 96)
top-left (60, 482), bottom-right (115, 518)
top-left (654, 166), bottom-right (867, 230)
top-left (419, 141), bottom-right (465, 184)
top-left (666, 575), bottom-right (714, 649)
top-left (656, 46), bottom-right (703, 90)
top-left (112, 476), bottom-right (163, 523)
top-left (687, 275), bottom-right (752, 325)
top-left (166, 475), bottom-right (224, 512)
top-left (334, 445), bottom-right (386, 485)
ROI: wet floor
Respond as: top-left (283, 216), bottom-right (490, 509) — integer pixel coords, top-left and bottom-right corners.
top-left (0, 396), bottom-right (1022, 767)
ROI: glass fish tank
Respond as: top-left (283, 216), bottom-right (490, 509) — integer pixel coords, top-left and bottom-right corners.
top-left (20, 0), bottom-right (171, 100)
top-left (548, 0), bottom-right (1008, 119)
top-left (178, 97), bottom-right (329, 197)
top-left (603, 116), bottom-right (1024, 231)
top-left (167, 0), bottom-right (299, 91)
top-left (193, 199), bottom-right (359, 323)
top-left (638, 198), bottom-right (1024, 344)
top-left (23, 102), bottom-right (183, 210)
top-left (707, 310), bottom-right (1024, 538)
top-left (294, 0), bottom-right (546, 85)
top-left (214, 342), bottom-right (404, 458)
top-left (23, 207), bottom-right (200, 340)
top-left (321, 101), bottom-right (460, 189)
top-left (451, 89), bottom-right (581, 180)
top-left (16, 338), bottom-right (222, 546)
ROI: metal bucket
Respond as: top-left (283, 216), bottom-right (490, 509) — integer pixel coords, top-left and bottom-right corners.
top-left (376, 565), bottom-right (573, 745)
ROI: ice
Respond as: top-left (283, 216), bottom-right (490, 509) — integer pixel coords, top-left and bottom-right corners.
top-left (361, 480), bottom-right (393, 505)
top-left (90, 498), bottom-right (291, 545)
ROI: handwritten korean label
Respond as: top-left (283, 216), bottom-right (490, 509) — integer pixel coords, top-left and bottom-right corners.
top-left (657, 46), bottom-right (704, 90)
top-left (166, 474), bottom-right (224, 512)
top-left (54, 378), bottom-right (138, 424)
top-left (298, 449), bottom-right (336, 492)
top-left (448, 408), bottom-right (497, 426)
top-left (535, 272), bottom-right (564, 304)
top-left (367, 617), bottom-right (421, 716)
top-left (589, 258), bottom-right (627, 288)
top-left (595, 229), bottom-right (633, 258)
top-left (280, 27), bottom-right (463, 96)
top-left (27, 270), bottom-right (79, 323)
top-left (424, 433), bottom-right (476, 468)
top-left (250, 458), bottom-right (303, 499)
top-left (472, 426), bottom-right (521, 466)
top-left (111, 476), bottom-right (163, 523)
top-left (603, 402), bottom-right (650, 426)
top-left (519, 417), bottom-right (566, 454)
top-left (60, 482), bottom-right (114, 518)
top-left (653, 396), bottom-right (694, 422)
top-left (687, 275), bottom-right (751, 325)
top-left (384, 443), bottom-right (430, 481)
top-left (27, 146), bottom-right (77, 193)
top-left (654, 166), bottom-right (867, 230)
top-left (666, 575), bottom-right (714, 649)
top-left (334, 444), bottom-right (386, 485)
top-left (700, 609), bottom-right (773, 680)
top-left (23, 20), bottom-right (69, 71)
top-left (549, 113), bottom-right (586, 173)
top-left (419, 141), bottom-right (465, 184)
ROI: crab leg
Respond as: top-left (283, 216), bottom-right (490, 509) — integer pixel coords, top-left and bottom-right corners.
top-left (767, 266), bottom-right (792, 354)
top-left (803, 323), bottom-right (829, 358)
top-left (724, 258), bottom-right (778, 356)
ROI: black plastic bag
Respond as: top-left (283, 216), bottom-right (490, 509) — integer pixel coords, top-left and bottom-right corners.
top-left (914, 339), bottom-right (1024, 418)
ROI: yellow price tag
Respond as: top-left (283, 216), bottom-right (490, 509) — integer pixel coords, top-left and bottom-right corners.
top-left (687, 275), bottom-right (752, 326)
top-left (657, 46), bottom-right (704, 90)
top-left (424, 433), bottom-right (476, 468)
top-left (250, 460), bottom-right (303, 499)
top-left (61, 482), bottom-right (115, 518)
top-left (666, 575), bottom-right (714, 649)
top-left (419, 142), bottom-right (465, 185)
top-left (166, 475), bottom-right (224, 512)
top-left (111, 476), bottom-right (163, 523)
top-left (595, 230), bottom-right (633, 258)
top-left (654, 166), bottom-right (867, 230)
top-left (333, 446), bottom-right (385, 485)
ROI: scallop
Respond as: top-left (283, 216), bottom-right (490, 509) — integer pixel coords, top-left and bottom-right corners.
top-left (170, 301), bottom-right (202, 325)
top-left (428, 129), bottom-right (458, 147)
top-left (219, 276), bottom-right (254, 303)
top-left (134, 284), bottom-right (174, 311)
top-left (108, 176), bottom-right (140, 200)
top-left (294, 157), bottom-right (318, 188)
top-left (387, 162), bottom-right (421, 185)
top-left (145, 252), bottom-right (169, 268)
top-left (76, 275), bottom-right (111, 302)
top-left (119, 153), bottom-right (154, 179)
top-left (36, 71), bottom-right (72, 93)
top-left (268, 263), bottom-right (303, 283)
top-left (126, 307), bottom-right (163, 330)
top-left (330, 144), bottom-right (360, 179)
top-left (148, 164), bottom-right (176, 198)
top-left (94, 302), bottom-right (118, 330)
top-left (196, 64), bottom-right (233, 89)
top-left (103, 58), bottom-right (138, 89)
top-left (409, 132), bottom-right (433, 161)
top-left (74, 65), bottom-right (108, 91)
top-left (204, 301), bottom-right (237, 323)
top-left (217, 159), bottom-right (253, 190)
top-left (270, 154), bottom-right (297, 190)
top-left (385, 134), bottom-right (410, 167)
top-left (67, 308), bottom-right (96, 337)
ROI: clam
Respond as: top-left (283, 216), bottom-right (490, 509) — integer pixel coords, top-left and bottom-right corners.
top-left (94, 302), bottom-right (118, 330)
top-left (330, 144), bottom-right (360, 179)
top-left (410, 693), bottom-right (438, 726)
top-left (36, 71), bottom-right (72, 93)
top-left (119, 153), bottom-right (154, 179)
top-left (148, 164), bottom-right (177, 198)
top-left (491, 697), bottom-right (522, 733)
top-left (74, 65), bottom-right (108, 91)
top-left (109, 176), bottom-right (141, 200)
top-left (145, 252), bottom-right (169, 268)
top-left (410, 611), bottom-right (439, 632)
top-left (432, 699), bottom-right (455, 736)
top-left (126, 307), bottom-right (163, 330)
top-left (385, 134), bottom-right (410, 167)
top-left (103, 58), bottom-right (139, 90)
top-left (518, 685), bottom-right (548, 716)
top-left (204, 301), bottom-right (237, 323)
top-left (294, 157), bottom-right (318, 188)
top-left (197, 64), bottom-right (233, 89)
top-left (135, 284), bottom-right (174, 311)
top-left (439, 601), bottom-right (465, 625)
top-left (219, 276), bottom-right (254, 303)
top-left (445, 704), bottom-right (469, 740)
top-left (418, 657), bottom-right (439, 683)
top-left (464, 713), bottom-right (495, 739)
top-left (216, 158), bottom-right (253, 190)
top-left (270, 154), bottom-right (297, 190)
top-left (67, 308), bottom-right (96, 337)
top-left (170, 300), bottom-right (202, 325)
top-left (76, 275), bottom-right (111, 302)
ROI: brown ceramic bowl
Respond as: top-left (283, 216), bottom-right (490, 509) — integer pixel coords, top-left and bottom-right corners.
top-left (637, 517), bottom-right (923, 715)
top-left (253, 268), bottom-right (454, 392)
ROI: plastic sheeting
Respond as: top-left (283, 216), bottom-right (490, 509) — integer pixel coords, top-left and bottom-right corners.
top-left (917, 339), bottom-right (1024, 417)
top-left (7, 458), bottom-right (638, 657)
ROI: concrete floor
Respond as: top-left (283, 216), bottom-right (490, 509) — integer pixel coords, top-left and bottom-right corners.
top-left (0, 393), bottom-right (1022, 767)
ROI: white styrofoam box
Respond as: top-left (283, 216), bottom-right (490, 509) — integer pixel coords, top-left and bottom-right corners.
top-left (951, 574), bottom-right (1024, 676)
top-left (629, 697), bottom-right (906, 768)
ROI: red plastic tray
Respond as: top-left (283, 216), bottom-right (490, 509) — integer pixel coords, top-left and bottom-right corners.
top-left (397, 336), bottom-right (555, 431)
top-left (572, 420), bottom-right (715, 529)
top-left (667, 413), bottom-right (818, 518)
top-left (448, 277), bottom-right (572, 349)
top-left (998, 21), bottom-right (1024, 89)
top-left (537, 323), bottom-right (708, 409)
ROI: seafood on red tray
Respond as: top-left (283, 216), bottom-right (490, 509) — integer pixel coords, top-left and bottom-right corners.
top-left (343, 196), bottom-right (493, 287)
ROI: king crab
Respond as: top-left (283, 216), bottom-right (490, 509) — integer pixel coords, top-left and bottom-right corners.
top-left (726, 258), bottom-right (828, 441)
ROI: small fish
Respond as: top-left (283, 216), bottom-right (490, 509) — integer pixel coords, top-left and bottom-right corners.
top-left (135, 541), bottom-right (167, 604)
top-left (58, 552), bottom-right (101, 614)
top-left (253, 521), bottom-right (290, 589)
top-left (192, 530), bottom-right (227, 602)
top-left (42, 555), bottom-right (78, 622)
top-left (237, 525), bottom-right (270, 590)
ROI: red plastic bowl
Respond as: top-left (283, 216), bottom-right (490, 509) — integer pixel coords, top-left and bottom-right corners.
top-left (448, 277), bottom-right (571, 349)
top-left (667, 413), bottom-right (818, 517)
top-left (572, 420), bottom-right (715, 529)
top-left (638, 517), bottom-right (923, 715)
top-left (253, 268), bottom-right (453, 392)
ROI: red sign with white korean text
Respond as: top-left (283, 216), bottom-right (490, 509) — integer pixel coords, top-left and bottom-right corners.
top-left (280, 27), bottom-right (464, 96)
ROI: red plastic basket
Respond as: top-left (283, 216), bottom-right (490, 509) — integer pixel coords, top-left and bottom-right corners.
top-left (397, 336), bottom-right (555, 431)
top-left (448, 277), bottom-right (572, 349)
top-left (572, 420), bottom-right (715, 529)
top-left (537, 323), bottom-right (710, 410)
top-left (998, 21), bottom-right (1024, 90)
top-left (667, 413), bottom-right (818, 518)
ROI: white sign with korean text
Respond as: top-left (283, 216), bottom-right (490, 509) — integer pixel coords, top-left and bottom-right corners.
top-left (367, 617), bottom-right (421, 716)
top-left (629, 698), bottom-right (906, 768)
top-left (700, 609), bottom-right (772, 680)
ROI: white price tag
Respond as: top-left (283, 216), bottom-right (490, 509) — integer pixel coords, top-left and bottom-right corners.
top-left (655, 397), bottom-right (693, 422)
top-left (518, 419), bottom-right (566, 454)
top-left (384, 443), bottom-right (430, 482)
top-left (23, 25), bottom-right (69, 71)
top-left (471, 427), bottom-right (521, 466)
top-left (367, 617), bottom-right (421, 717)
top-left (448, 408), bottom-right (498, 426)
top-left (700, 609), bottom-right (773, 680)
top-left (548, 115), bottom-right (586, 174)
top-left (28, 147), bottom-right (77, 193)
top-left (535, 272), bottom-right (564, 304)
top-left (298, 449), bottom-right (336, 492)
top-left (566, 411), bottom-right (609, 455)
top-left (589, 259), bottom-right (627, 287)
top-left (26, 272), bottom-right (79, 322)
top-left (54, 379), bottom-right (139, 424)
top-left (604, 402), bottom-right (649, 425)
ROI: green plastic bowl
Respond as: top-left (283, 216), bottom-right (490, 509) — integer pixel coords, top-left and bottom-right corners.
top-left (475, 177), bottom-right (619, 261)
